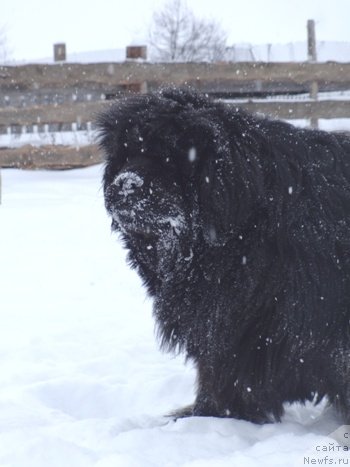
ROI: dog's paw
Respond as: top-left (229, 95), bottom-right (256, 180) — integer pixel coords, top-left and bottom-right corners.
top-left (167, 405), bottom-right (195, 421)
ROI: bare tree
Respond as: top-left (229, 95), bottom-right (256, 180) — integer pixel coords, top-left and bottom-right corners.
top-left (149, 0), bottom-right (227, 62)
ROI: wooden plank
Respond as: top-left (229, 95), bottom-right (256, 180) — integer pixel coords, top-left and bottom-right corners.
top-left (1, 62), bottom-right (350, 92)
top-left (0, 99), bottom-right (350, 130)
top-left (0, 100), bottom-right (111, 127)
top-left (0, 144), bottom-right (102, 169)
top-left (235, 100), bottom-right (350, 120)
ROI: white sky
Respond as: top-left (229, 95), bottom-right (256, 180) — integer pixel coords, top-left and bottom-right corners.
top-left (2, 0), bottom-right (350, 61)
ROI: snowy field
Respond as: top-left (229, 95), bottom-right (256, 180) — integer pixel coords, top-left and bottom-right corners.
top-left (0, 165), bottom-right (349, 466)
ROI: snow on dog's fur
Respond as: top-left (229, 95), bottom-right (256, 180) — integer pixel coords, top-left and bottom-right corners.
top-left (98, 87), bottom-right (350, 423)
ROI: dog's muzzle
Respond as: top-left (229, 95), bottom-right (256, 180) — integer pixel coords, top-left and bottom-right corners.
top-left (105, 170), bottom-right (188, 240)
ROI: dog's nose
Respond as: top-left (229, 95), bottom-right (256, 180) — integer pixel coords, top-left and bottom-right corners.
top-left (113, 172), bottom-right (144, 196)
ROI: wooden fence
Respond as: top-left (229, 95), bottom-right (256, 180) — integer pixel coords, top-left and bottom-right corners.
top-left (1, 61), bottom-right (350, 169)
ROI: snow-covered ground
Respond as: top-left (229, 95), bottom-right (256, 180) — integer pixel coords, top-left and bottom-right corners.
top-left (0, 165), bottom-right (348, 466)
top-left (0, 129), bottom-right (96, 149)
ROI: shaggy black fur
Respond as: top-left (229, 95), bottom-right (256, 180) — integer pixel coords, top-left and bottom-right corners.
top-left (97, 87), bottom-right (350, 424)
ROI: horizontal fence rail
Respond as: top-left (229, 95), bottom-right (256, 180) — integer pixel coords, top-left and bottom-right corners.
top-left (233, 99), bottom-right (350, 120)
top-left (0, 100), bottom-right (106, 131)
top-left (1, 99), bottom-right (350, 135)
top-left (1, 62), bottom-right (350, 91)
top-left (0, 144), bottom-right (100, 170)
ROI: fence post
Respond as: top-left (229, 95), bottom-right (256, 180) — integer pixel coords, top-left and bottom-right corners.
top-left (307, 20), bottom-right (317, 62)
top-left (307, 20), bottom-right (318, 128)
top-left (126, 46), bottom-right (147, 60)
top-left (54, 43), bottom-right (66, 62)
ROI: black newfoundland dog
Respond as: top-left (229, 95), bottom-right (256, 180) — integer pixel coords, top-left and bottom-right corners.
top-left (97, 87), bottom-right (350, 424)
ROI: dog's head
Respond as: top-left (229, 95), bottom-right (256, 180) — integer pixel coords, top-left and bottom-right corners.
top-left (98, 88), bottom-right (263, 247)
